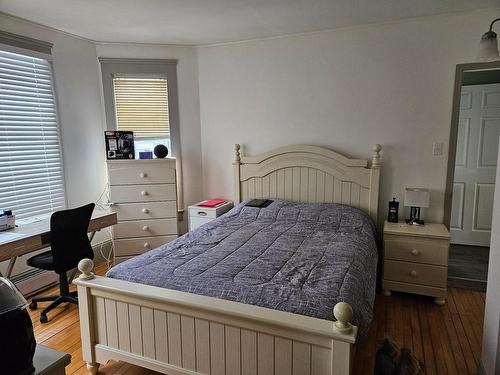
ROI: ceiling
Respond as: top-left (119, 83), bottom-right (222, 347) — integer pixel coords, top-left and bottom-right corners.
top-left (0, 0), bottom-right (498, 45)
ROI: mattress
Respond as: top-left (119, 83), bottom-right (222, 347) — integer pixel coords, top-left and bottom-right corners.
top-left (107, 199), bottom-right (379, 339)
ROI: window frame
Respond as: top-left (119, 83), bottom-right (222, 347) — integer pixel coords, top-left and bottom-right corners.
top-left (99, 58), bottom-right (183, 211)
top-left (0, 41), bottom-right (68, 218)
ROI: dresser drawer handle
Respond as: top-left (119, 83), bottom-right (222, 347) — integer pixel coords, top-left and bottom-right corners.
top-left (144, 242), bottom-right (151, 248)
top-left (198, 211), bottom-right (207, 216)
top-left (141, 190), bottom-right (148, 196)
top-left (142, 225), bottom-right (149, 231)
top-left (410, 270), bottom-right (417, 277)
top-left (139, 172), bottom-right (147, 178)
top-left (411, 249), bottom-right (420, 256)
top-left (142, 208), bottom-right (149, 214)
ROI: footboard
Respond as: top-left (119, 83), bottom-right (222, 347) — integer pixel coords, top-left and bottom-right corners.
top-left (74, 259), bottom-right (357, 375)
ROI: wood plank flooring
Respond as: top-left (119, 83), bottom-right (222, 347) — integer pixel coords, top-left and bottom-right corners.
top-left (28, 263), bottom-right (484, 374)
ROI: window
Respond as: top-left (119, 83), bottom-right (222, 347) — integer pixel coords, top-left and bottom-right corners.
top-left (112, 76), bottom-right (171, 156)
top-left (0, 49), bottom-right (66, 219)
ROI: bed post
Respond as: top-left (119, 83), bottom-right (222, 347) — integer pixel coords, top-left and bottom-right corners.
top-left (233, 144), bottom-right (242, 204)
top-left (77, 259), bottom-right (99, 375)
top-left (369, 144), bottom-right (382, 223)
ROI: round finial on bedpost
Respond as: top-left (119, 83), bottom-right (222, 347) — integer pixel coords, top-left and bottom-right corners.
top-left (333, 302), bottom-right (353, 334)
top-left (234, 144), bottom-right (241, 164)
top-left (78, 258), bottom-right (95, 280)
top-left (372, 144), bottom-right (382, 169)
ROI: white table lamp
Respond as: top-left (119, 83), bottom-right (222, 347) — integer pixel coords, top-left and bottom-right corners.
top-left (404, 188), bottom-right (430, 225)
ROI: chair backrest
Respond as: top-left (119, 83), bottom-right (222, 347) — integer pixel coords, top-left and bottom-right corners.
top-left (50, 203), bottom-right (95, 274)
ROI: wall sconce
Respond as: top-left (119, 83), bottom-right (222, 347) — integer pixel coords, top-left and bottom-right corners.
top-left (478, 18), bottom-right (500, 61)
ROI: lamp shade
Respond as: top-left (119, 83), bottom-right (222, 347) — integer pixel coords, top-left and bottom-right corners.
top-left (404, 188), bottom-right (430, 208)
top-left (477, 32), bottom-right (500, 61)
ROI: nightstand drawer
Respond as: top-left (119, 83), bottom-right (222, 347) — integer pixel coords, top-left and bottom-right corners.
top-left (384, 236), bottom-right (448, 265)
top-left (384, 260), bottom-right (447, 288)
top-left (113, 218), bottom-right (178, 239)
top-left (189, 207), bottom-right (217, 219)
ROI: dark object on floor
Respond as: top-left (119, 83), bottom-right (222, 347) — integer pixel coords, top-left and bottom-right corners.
top-left (245, 199), bottom-right (273, 208)
top-left (154, 144), bottom-right (169, 158)
top-left (0, 277), bottom-right (36, 375)
top-left (27, 203), bottom-right (95, 323)
top-left (33, 344), bottom-right (71, 375)
top-left (374, 336), bottom-right (423, 375)
top-left (448, 244), bottom-right (489, 291)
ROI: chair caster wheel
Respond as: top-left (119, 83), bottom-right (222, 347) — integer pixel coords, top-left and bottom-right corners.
top-left (40, 314), bottom-right (48, 323)
top-left (29, 302), bottom-right (37, 310)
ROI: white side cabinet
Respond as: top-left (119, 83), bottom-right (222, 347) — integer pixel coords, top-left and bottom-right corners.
top-left (188, 200), bottom-right (234, 231)
top-left (107, 159), bottom-right (178, 264)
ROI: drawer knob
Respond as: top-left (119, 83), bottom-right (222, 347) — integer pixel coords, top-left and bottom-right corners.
top-left (198, 211), bottom-right (207, 216)
top-left (411, 249), bottom-right (420, 256)
top-left (142, 208), bottom-right (149, 214)
top-left (410, 270), bottom-right (417, 277)
top-left (144, 242), bottom-right (150, 248)
top-left (141, 190), bottom-right (148, 196)
top-left (139, 172), bottom-right (147, 178)
top-left (142, 225), bottom-right (149, 231)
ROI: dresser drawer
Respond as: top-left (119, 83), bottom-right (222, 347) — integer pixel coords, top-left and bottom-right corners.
top-left (112, 201), bottom-right (177, 221)
top-left (110, 184), bottom-right (176, 203)
top-left (384, 260), bottom-right (447, 288)
top-left (108, 161), bottom-right (176, 185)
top-left (384, 235), bottom-right (448, 266)
top-left (114, 235), bottom-right (177, 256)
top-left (113, 218), bottom-right (178, 239)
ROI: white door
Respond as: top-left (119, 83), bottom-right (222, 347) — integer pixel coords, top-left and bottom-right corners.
top-left (451, 84), bottom-right (500, 246)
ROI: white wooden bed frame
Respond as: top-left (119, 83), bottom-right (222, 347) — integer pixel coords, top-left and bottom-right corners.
top-left (75, 143), bottom-right (382, 375)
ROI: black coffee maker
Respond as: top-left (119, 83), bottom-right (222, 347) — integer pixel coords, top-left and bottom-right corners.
top-left (0, 277), bottom-right (36, 375)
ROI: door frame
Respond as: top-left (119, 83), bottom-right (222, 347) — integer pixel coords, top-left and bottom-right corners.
top-left (443, 61), bottom-right (500, 229)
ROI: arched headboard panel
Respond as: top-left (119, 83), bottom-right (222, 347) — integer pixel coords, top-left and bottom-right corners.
top-left (233, 144), bottom-right (382, 223)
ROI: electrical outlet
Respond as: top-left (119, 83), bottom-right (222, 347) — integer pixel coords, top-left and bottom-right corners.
top-left (432, 142), bottom-right (443, 156)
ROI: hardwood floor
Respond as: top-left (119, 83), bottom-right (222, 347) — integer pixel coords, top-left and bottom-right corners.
top-left (28, 263), bottom-right (484, 374)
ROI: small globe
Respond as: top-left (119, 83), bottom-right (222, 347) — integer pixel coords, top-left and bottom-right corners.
top-left (154, 144), bottom-right (169, 158)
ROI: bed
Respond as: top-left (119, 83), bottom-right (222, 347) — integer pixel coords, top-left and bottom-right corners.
top-left (75, 143), bottom-right (382, 375)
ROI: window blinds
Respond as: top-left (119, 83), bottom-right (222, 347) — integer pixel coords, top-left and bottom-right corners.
top-left (0, 50), bottom-right (66, 219)
top-left (113, 77), bottom-right (170, 138)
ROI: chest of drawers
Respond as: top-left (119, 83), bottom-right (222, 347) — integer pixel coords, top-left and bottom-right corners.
top-left (382, 221), bottom-right (450, 305)
top-left (107, 159), bottom-right (178, 264)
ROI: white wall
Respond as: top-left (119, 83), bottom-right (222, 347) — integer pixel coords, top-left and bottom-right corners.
top-left (95, 43), bottom-right (203, 232)
top-left (482, 143), bottom-right (500, 374)
top-left (197, 10), bottom-right (498, 224)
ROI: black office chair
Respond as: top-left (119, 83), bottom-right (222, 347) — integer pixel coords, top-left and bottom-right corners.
top-left (27, 203), bottom-right (95, 323)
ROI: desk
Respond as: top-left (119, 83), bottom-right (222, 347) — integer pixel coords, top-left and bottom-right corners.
top-left (0, 210), bottom-right (117, 278)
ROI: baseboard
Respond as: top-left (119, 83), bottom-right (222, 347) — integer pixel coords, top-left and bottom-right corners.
top-left (13, 240), bottom-right (113, 297)
top-left (448, 276), bottom-right (487, 292)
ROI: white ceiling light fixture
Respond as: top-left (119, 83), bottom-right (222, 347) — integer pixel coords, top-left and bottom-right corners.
top-left (478, 18), bottom-right (500, 61)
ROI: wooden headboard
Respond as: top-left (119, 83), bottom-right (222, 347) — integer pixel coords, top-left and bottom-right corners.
top-left (233, 144), bottom-right (382, 223)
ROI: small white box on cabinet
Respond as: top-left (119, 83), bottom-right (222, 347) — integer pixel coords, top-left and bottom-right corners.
top-left (188, 200), bottom-right (234, 231)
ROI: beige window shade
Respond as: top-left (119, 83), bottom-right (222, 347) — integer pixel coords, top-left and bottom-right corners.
top-left (113, 77), bottom-right (170, 138)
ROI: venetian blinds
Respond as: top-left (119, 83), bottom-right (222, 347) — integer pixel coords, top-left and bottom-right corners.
top-left (0, 49), bottom-right (66, 219)
top-left (113, 77), bottom-right (170, 138)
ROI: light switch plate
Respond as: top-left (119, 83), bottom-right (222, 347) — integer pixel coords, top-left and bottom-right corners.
top-left (432, 142), bottom-right (443, 156)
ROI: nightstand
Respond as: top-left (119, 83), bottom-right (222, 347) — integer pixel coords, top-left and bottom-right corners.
top-left (382, 221), bottom-right (450, 305)
top-left (188, 200), bottom-right (234, 231)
